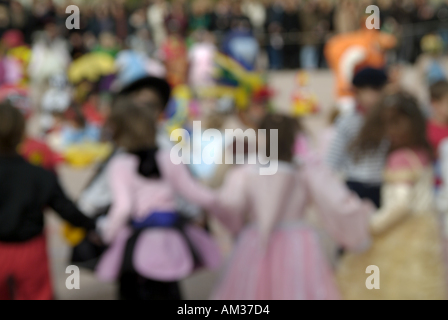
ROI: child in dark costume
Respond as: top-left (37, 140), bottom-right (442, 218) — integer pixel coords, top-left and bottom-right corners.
top-left (0, 101), bottom-right (95, 300)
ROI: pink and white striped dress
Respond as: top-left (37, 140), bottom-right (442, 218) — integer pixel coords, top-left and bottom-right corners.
top-left (208, 158), bottom-right (373, 300)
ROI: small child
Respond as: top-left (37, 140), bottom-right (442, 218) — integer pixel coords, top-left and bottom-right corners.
top-left (417, 33), bottom-right (446, 89)
top-left (77, 76), bottom-right (172, 219)
top-left (62, 107), bottom-right (101, 146)
top-left (188, 30), bottom-right (217, 89)
top-left (159, 19), bottom-right (189, 87)
top-left (327, 67), bottom-right (389, 208)
top-left (40, 74), bottom-right (71, 134)
top-left (338, 92), bottom-right (447, 300)
top-left (0, 101), bottom-right (95, 300)
top-left (92, 32), bottom-right (120, 58)
top-left (0, 85), bottom-right (62, 172)
top-left (96, 101), bottom-right (220, 300)
top-left (47, 106), bottom-right (101, 152)
top-left (207, 114), bottom-right (373, 300)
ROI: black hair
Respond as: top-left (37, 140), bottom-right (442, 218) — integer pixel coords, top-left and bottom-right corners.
top-left (0, 101), bottom-right (25, 154)
top-left (352, 67), bottom-right (388, 90)
top-left (119, 76), bottom-right (172, 110)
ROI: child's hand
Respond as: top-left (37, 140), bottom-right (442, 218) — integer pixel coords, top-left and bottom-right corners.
top-left (87, 230), bottom-right (104, 247)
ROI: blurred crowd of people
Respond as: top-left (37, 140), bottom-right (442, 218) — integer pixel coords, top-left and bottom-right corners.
top-left (4, 0), bottom-right (448, 71)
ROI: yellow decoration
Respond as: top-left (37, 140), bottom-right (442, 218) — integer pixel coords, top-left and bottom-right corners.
top-left (172, 85), bottom-right (192, 100)
top-left (62, 223), bottom-right (86, 247)
top-left (421, 34), bottom-right (444, 55)
top-left (214, 52), bottom-right (264, 91)
top-left (9, 46), bottom-right (31, 65)
top-left (164, 85), bottom-right (192, 139)
top-left (195, 86), bottom-right (249, 110)
top-left (68, 52), bottom-right (116, 84)
top-left (292, 93), bottom-right (318, 116)
top-left (291, 71), bottom-right (319, 117)
top-left (234, 87), bottom-right (249, 110)
top-left (195, 53), bottom-right (267, 111)
top-left (8, 46), bottom-right (31, 85)
top-left (64, 142), bottom-right (113, 168)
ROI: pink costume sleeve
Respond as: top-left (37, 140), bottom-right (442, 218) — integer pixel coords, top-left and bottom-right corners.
top-left (156, 151), bottom-right (216, 209)
top-left (102, 155), bottom-right (136, 244)
top-left (303, 156), bottom-right (374, 251)
top-left (207, 166), bottom-right (248, 235)
top-left (158, 150), bottom-right (246, 235)
top-left (294, 134), bottom-right (310, 158)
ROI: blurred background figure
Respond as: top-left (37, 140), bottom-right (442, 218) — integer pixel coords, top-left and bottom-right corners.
top-left (221, 7), bottom-right (259, 71)
top-left (147, 0), bottom-right (169, 47)
top-left (300, 0), bottom-right (320, 69)
top-left (325, 15), bottom-right (396, 113)
top-left (338, 92), bottom-right (447, 300)
top-left (188, 30), bottom-right (217, 89)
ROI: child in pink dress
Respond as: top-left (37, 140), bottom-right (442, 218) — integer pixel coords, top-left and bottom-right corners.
top-left (207, 114), bottom-right (373, 300)
top-left (98, 104), bottom-right (372, 300)
top-left (96, 102), bottom-right (221, 300)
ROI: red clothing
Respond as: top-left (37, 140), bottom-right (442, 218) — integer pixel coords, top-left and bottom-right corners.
top-left (82, 101), bottom-right (104, 127)
top-left (20, 137), bottom-right (63, 172)
top-left (0, 235), bottom-right (53, 300)
top-left (161, 35), bottom-right (188, 87)
top-left (427, 120), bottom-right (448, 156)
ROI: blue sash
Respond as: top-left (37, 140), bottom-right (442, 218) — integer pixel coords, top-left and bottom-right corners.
top-left (132, 212), bottom-right (179, 229)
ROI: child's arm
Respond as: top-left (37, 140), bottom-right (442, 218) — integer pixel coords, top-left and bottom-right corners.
top-left (369, 183), bottom-right (410, 234)
top-left (370, 150), bottom-right (423, 235)
top-left (48, 177), bottom-right (96, 231)
top-left (304, 158), bottom-right (373, 251)
top-left (207, 166), bottom-right (247, 235)
top-left (158, 151), bottom-right (246, 234)
top-left (157, 151), bottom-right (216, 209)
top-left (100, 156), bottom-right (135, 244)
top-left (325, 115), bottom-right (350, 172)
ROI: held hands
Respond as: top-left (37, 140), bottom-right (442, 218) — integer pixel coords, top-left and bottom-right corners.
top-left (86, 230), bottom-right (104, 247)
top-left (369, 183), bottom-right (412, 235)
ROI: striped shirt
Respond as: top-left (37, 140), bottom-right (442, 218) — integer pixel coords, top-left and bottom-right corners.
top-left (326, 111), bottom-right (389, 184)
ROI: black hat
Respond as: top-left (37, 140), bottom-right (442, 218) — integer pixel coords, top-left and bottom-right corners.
top-left (119, 76), bottom-right (172, 109)
top-left (352, 67), bottom-right (388, 89)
